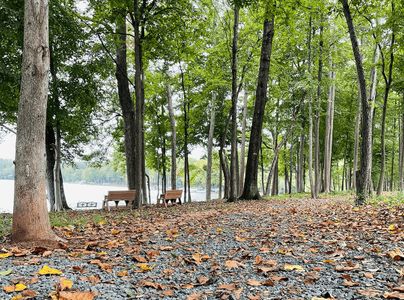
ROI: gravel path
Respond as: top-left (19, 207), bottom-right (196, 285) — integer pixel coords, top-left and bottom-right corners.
top-left (0, 197), bottom-right (402, 299)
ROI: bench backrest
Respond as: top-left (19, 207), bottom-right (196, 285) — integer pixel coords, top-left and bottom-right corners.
top-left (107, 190), bottom-right (136, 201)
top-left (164, 189), bottom-right (182, 199)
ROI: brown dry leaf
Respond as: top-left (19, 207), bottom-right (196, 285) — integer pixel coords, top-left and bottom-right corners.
top-left (262, 279), bottom-right (275, 286)
top-left (187, 293), bottom-right (202, 300)
top-left (87, 275), bottom-right (101, 284)
top-left (197, 276), bottom-right (210, 285)
top-left (159, 246), bottom-right (174, 251)
top-left (358, 289), bottom-right (381, 297)
top-left (383, 291), bottom-right (404, 299)
top-left (364, 272), bottom-right (374, 279)
top-left (393, 286), bottom-right (404, 292)
top-left (58, 291), bottom-right (95, 300)
top-left (111, 229), bottom-right (120, 235)
top-left (21, 289), bottom-right (37, 298)
top-left (247, 279), bottom-right (262, 286)
top-left (181, 283), bottom-right (194, 289)
top-left (343, 280), bottom-right (359, 287)
top-left (225, 260), bottom-right (243, 269)
top-left (117, 270), bottom-right (128, 277)
top-left (388, 249), bottom-right (404, 261)
top-left (162, 289), bottom-right (174, 297)
top-left (133, 255), bottom-right (147, 263)
top-left (234, 288), bottom-right (243, 300)
top-left (192, 253), bottom-right (202, 264)
top-left (271, 275), bottom-right (288, 282)
top-left (335, 263), bottom-right (360, 272)
top-left (138, 280), bottom-right (164, 290)
top-left (218, 283), bottom-right (237, 291)
top-left (235, 236), bottom-right (246, 242)
top-left (254, 256), bottom-right (263, 265)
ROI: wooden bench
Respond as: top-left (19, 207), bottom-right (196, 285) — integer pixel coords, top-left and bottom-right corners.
top-left (103, 190), bottom-right (136, 211)
top-left (159, 190), bottom-right (183, 207)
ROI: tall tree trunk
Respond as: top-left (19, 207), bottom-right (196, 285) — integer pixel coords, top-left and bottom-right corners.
top-left (297, 133), bottom-right (305, 192)
top-left (261, 144), bottom-right (265, 195)
top-left (59, 169), bottom-right (69, 210)
top-left (229, 6), bottom-right (240, 202)
top-left (239, 90), bottom-right (248, 194)
top-left (45, 124), bottom-right (56, 212)
top-left (307, 15), bottom-right (315, 199)
top-left (377, 11), bottom-right (395, 195)
top-left (341, 0), bottom-right (372, 205)
top-left (219, 162), bottom-right (223, 199)
top-left (314, 21), bottom-right (323, 197)
top-left (161, 105), bottom-right (167, 194)
top-left (115, 15), bottom-right (136, 191)
top-left (323, 56), bottom-right (335, 193)
top-left (390, 115), bottom-right (396, 191)
top-left (400, 97), bottom-right (404, 191)
top-left (240, 4), bottom-right (275, 200)
top-left (12, 0), bottom-right (57, 243)
top-left (352, 85), bottom-right (361, 190)
top-left (206, 93), bottom-right (216, 201)
top-left (289, 141), bottom-right (294, 194)
top-left (53, 126), bottom-right (63, 211)
top-left (167, 84), bottom-right (177, 190)
top-left (132, 0), bottom-right (146, 208)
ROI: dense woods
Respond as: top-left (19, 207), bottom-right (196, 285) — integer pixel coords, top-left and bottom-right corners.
top-left (0, 0), bottom-right (403, 242)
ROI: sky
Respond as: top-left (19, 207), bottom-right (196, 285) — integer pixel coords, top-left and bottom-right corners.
top-left (0, 133), bottom-right (15, 160)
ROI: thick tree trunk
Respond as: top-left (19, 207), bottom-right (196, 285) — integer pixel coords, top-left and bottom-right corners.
top-left (314, 22), bottom-right (323, 197)
top-left (240, 5), bottom-right (275, 200)
top-left (377, 20), bottom-right (395, 195)
top-left (352, 88), bottom-right (361, 190)
top-left (389, 115), bottom-right (396, 191)
top-left (206, 93), bottom-right (216, 201)
top-left (323, 57), bottom-right (335, 193)
top-left (229, 6), bottom-right (240, 202)
top-left (115, 16), bottom-right (136, 191)
top-left (239, 90), bottom-right (248, 194)
top-left (297, 133), bottom-right (305, 192)
top-left (219, 148), bottom-right (230, 199)
top-left (341, 0), bottom-right (372, 205)
top-left (289, 141), bottom-right (294, 194)
top-left (167, 84), bottom-right (177, 190)
top-left (12, 0), bottom-right (57, 243)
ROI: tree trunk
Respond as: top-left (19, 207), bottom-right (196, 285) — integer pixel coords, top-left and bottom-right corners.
top-left (377, 15), bottom-right (395, 195)
top-left (400, 98), bottom-right (404, 191)
top-left (59, 169), bottom-right (69, 210)
top-left (229, 5), bottom-right (240, 202)
top-left (240, 4), bottom-right (275, 200)
top-left (206, 93), bottom-right (216, 201)
top-left (54, 126), bottom-right (63, 211)
top-left (239, 90), bottom-right (248, 194)
top-left (115, 15), bottom-right (136, 191)
top-left (297, 133), bottom-right (305, 192)
top-left (12, 0), bottom-right (57, 243)
top-left (352, 85), bottom-right (361, 190)
top-left (167, 84), bottom-right (177, 190)
top-left (307, 15), bottom-right (315, 199)
top-left (45, 124), bottom-right (56, 212)
top-left (289, 141), bottom-right (294, 194)
top-left (341, 0), bottom-right (372, 205)
top-left (132, 0), bottom-right (146, 208)
top-left (389, 115), bottom-right (396, 191)
top-left (314, 21), bottom-right (323, 197)
top-left (323, 56), bottom-right (335, 193)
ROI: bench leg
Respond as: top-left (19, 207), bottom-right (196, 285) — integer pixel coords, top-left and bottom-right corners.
top-left (178, 197), bottom-right (182, 205)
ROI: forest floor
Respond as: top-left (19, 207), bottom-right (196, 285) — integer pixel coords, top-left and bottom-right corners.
top-left (0, 194), bottom-right (402, 300)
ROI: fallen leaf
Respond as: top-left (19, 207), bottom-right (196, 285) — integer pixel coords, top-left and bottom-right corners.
top-left (343, 280), bottom-right (359, 287)
top-left (58, 291), bottom-right (95, 300)
top-left (364, 272), bottom-right (374, 279)
top-left (117, 270), bottom-right (128, 277)
top-left (187, 293), bottom-right (202, 300)
top-left (0, 253), bottom-right (11, 259)
top-left (247, 279), bottom-right (262, 286)
top-left (21, 289), bottom-right (37, 298)
top-left (38, 265), bottom-right (63, 275)
top-left (284, 264), bottom-right (304, 272)
top-left (335, 263), bottom-right (360, 272)
top-left (111, 229), bottom-right (121, 235)
top-left (225, 260), bottom-right (243, 269)
top-left (358, 289), bottom-right (381, 297)
top-left (0, 269), bottom-right (12, 276)
top-left (3, 283), bottom-right (27, 293)
top-left (162, 289), bottom-right (174, 296)
top-left (137, 263), bottom-right (153, 272)
top-left (197, 276), bottom-right (210, 285)
top-left (218, 283), bottom-right (237, 291)
top-left (133, 255), bottom-right (147, 263)
top-left (383, 291), bottom-right (404, 299)
top-left (388, 249), bottom-right (404, 261)
top-left (60, 278), bottom-right (73, 290)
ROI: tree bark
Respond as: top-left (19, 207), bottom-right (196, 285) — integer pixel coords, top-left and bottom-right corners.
top-left (239, 90), bottom-right (248, 194)
top-left (389, 114), bottom-right (396, 191)
top-left (12, 0), bottom-right (58, 243)
top-left (54, 126), bottom-right (63, 211)
top-left (307, 15), bottom-right (315, 199)
top-left (400, 97), bottom-right (404, 191)
top-left (229, 5), bottom-right (240, 202)
top-left (377, 12), bottom-right (395, 195)
top-left (341, 0), bottom-right (372, 205)
top-left (240, 3), bottom-right (275, 200)
top-left (314, 21), bottom-right (323, 197)
top-left (167, 84), bottom-right (177, 190)
top-left (206, 93), bottom-right (216, 201)
top-left (115, 15), bottom-right (136, 191)
top-left (352, 85), bottom-right (361, 190)
top-left (45, 124), bottom-right (56, 212)
top-left (323, 56), bottom-right (335, 193)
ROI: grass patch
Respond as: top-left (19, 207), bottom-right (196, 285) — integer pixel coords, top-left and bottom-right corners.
top-left (0, 214), bottom-right (12, 238)
top-left (368, 192), bottom-right (404, 207)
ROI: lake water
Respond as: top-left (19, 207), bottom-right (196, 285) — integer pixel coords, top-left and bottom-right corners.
top-left (0, 180), bottom-right (217, 213)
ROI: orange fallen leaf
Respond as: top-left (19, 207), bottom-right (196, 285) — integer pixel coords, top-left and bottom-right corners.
top-left (225, 260), bottom-right (243, 269)
top-left (247, 279), bottom-right (262, 286)
top-left (383, 291), bottom-right (404, 299)
top-left (3, 283), bottom-right (27, 293)
top-left (218, 283), bottom-right (237, 291)
top-left (60, 277), bottom-right (73, 290)
top-left (58, 291), bottom-right (95, 300)
top-left (388, 249), bottom-right (404, 261)
top-left (133, 255), bottom-right (147, 263)
top-left (117, 270), bottom-right (128, 277)
top-left (357, 289), bottom-right (381, 297)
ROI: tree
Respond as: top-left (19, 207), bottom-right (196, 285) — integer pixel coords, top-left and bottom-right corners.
top-left (240, 1), bottom-right (275, 200)
top-left (12, 0), bottom-right (58, 243)
top-left (341, 0), bottom-right (372, 205)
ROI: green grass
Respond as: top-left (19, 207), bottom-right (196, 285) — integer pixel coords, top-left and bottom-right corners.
top-left (368, 192), bottom-right (404, 207)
